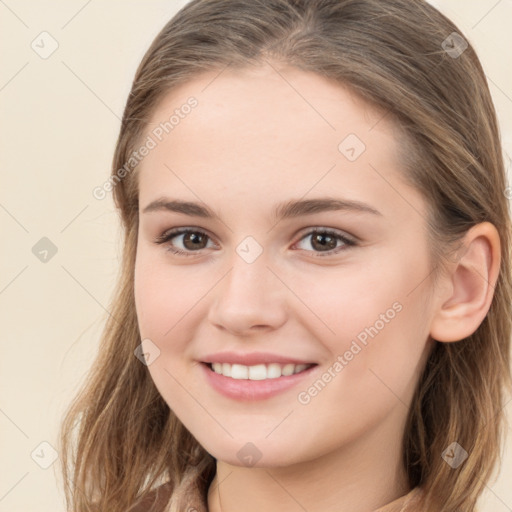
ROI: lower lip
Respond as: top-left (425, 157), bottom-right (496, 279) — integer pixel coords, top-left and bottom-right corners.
top-left (200, 362), bottom-right (318, 401)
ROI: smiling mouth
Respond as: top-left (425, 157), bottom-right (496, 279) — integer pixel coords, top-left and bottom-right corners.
top-left (204, 362), bottom-right (317, 380)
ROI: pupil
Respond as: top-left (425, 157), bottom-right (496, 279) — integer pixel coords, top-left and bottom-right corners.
top-left (314, 233), bottom-right (336, 251)
top-left (185, 232), bottom-right (205, 249)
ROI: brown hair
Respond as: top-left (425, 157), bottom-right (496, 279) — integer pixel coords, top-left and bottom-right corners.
top-left (59, 1), bottom-right (512, 511)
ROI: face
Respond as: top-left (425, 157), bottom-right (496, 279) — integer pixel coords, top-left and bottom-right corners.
top-left (134, 62), bottom-right (437, 468)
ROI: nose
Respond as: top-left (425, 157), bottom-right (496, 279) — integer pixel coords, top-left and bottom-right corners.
top-left (207, 249), bottom-right (288, 336)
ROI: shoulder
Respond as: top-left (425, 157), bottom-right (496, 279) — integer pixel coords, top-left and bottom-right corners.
top-left (128, 481), bottom-right (174, 512)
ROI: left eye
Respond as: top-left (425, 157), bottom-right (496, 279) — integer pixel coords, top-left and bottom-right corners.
top-left (154, 228), bottom-right (356, 258)
top-left (293, 229), bottom-right (356, 256)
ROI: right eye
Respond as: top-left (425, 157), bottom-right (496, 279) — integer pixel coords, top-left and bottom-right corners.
top-left (154, 228), bottom-right (217, 257)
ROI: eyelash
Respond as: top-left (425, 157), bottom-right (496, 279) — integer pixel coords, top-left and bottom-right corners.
top-left (154, 227), bottom-right (357, 258)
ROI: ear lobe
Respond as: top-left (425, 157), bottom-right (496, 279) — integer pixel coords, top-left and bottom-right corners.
top-left (429, 222), bottom-right (501, 343)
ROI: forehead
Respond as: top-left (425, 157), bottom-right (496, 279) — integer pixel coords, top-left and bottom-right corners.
top-left (137, 62), bottom-right (424, 222)
top-left (145, 62), bottom-right (390, 153)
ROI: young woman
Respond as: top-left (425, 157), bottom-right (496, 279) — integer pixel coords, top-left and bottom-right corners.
top-left (60, 1), bottom-right (512, 511)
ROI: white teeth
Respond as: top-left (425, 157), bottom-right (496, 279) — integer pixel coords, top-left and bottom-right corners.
top-left (231, 364), bottom-right (249, 379)
top-left (281, 363), bottom-right (295, 376)
top-left (209, 362), bottom-right (312, 379)
top-left (266, 363), bottom-right (282, 379)
top-left (248, 364), bottom-right (267, 380)
top-left (222, 362), bottom-right (231, 377)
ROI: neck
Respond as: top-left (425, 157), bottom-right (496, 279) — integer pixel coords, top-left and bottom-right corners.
top-left (207, 408), bottom-right (410, 512)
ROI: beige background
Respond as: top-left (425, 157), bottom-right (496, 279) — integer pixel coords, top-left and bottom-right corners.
top-left (1, 1), bottom-right (511, 510)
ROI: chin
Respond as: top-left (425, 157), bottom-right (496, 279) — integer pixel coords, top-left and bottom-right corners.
top-left (196, 434), bottom-right (313, 469)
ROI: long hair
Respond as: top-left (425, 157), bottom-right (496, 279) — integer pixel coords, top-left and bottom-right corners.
top-left (59, 1), bottom-right (512, 511)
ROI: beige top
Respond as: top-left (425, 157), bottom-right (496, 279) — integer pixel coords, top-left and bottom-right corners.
top-left (374, 487), bottom-right (423, 512)
top-left (130, 479), bottom-right (423, 512)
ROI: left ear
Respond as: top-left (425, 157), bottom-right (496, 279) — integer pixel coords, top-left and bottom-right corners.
top-left (429, 221), bottom-right (501, 343)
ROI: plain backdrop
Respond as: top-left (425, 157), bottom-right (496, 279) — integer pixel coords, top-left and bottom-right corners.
top-left (1, 1), bottom-right (511, 511)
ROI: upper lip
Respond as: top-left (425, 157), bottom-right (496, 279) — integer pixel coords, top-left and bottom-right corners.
top-left (200, 351), bottom-right (317, 366)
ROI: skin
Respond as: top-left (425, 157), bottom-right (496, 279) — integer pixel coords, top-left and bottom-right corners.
top-left (133, 61), bottom-right (500, 512)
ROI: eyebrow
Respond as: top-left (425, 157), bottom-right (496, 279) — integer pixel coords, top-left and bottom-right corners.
top-left (142, 196), bottom-right (382, 220)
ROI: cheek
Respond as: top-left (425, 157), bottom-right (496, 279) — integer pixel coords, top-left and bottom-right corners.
top-left (134, 260), bottom-right (169, 339)
top-left (134, 252), bottom-right (204, 412)
top-left (289, 255), bottom-right (414, 348)
top-left (134, 251), bottom-right (208, 342)
top-left (296, 252), bottom-right (431, 401)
